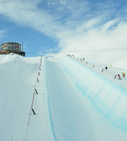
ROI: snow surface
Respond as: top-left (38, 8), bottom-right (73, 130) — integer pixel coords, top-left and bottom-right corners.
top-left (1, 54), bottom-right (127, 141)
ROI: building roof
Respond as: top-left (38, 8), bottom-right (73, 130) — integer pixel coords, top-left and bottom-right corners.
top-left (1, 42), bottom-right (21, 45)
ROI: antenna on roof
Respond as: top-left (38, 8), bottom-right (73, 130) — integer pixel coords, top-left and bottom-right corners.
top-left (22, 42), bottom-right (23, 51)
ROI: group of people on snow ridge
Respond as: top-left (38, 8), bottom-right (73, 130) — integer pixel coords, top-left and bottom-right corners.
top-left (114, 73), bottom-right (125, 80)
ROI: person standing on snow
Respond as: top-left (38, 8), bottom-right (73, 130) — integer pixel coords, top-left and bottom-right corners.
top-left (123, 73), bottom-right (125, 78)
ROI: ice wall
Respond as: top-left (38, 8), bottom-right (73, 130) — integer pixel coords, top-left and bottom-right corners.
top-left (59, 57), bottom-right (127, 132)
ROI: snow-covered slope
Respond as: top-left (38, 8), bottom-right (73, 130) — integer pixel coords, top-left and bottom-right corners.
top-left (0, 54), bottom-right (40, 140)
top-left (59, 57), bottom-right (127, 132)
top-left (1, 54), bottom-right (127, 141)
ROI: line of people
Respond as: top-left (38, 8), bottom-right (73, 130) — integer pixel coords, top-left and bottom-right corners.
top-left (66, 54), bottom-right (126, 81)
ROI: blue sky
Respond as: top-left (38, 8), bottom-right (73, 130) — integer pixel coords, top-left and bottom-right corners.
top-left (0, 0), bottom-right (127, 57)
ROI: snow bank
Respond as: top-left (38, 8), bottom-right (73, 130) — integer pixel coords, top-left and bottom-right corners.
top-left (0, 54), bottom-right (40, 141)
top-left (59, 57), bottom-right (127, 132)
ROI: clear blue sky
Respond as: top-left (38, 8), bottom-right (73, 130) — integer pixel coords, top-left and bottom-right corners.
top-left (0, 0), bottom-right (127, 57)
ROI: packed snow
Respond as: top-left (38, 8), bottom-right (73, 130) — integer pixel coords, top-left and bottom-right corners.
top-left (0, 53), bottom-right (127, 141)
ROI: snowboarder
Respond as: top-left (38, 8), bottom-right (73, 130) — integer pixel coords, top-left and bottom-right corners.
top-left (118, 74), bottom-right (121, 80)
